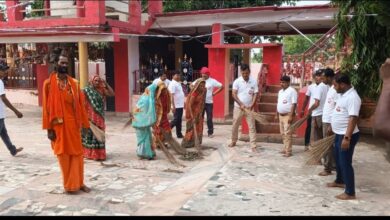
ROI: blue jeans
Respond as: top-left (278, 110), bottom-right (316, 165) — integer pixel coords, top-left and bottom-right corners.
top-left (334, 132), bottom-right (360, 196)
top-left (0, 119), bottom-right (17, 156)
top-left (203, 103), bottom-right (214, 135)
top-left (170, 108), bottom-right (183, 137)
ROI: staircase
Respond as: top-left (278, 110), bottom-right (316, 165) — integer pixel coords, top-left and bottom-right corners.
top-left (251, 85), bottom-right (304, 145)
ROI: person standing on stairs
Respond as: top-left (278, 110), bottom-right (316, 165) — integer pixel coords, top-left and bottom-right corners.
top-left (275, 75), bottom-right (297, 157)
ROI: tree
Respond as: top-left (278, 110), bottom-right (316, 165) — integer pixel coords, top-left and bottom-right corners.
top-left (333, 0), bottom-right (390, 100)
top-left (282, 35), bottom-right (322, 55)
top-left (163, 0), bottom-right (298, 12)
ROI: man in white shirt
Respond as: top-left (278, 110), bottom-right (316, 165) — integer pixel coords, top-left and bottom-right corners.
top-left (276, 75), bottom-right (297, 157)
top-left (0, 62), bottom-right (23, 156)
top-left (228, 64), bottom-right (259, 151)
top-left (327, 74), bottom-right (361, 201)
top-left (319, 68), bottom-right (337, 176)
top-left (168, 73), bottom-right (185, 138)
top-left (302, 70), bottom-right (329, 154)
top-left (192, 67), bottom-right (224, 138)
top-left (152, 73), bottom-right (171, 88)
top-left (300, 71), bottom-right (322, 151)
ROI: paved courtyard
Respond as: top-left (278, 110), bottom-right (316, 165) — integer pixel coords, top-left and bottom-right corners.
top-left (0, 105), bottom-right (389, 216)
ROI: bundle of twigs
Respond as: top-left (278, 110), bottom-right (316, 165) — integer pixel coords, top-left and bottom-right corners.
top-left (155, 137), bottom-right (185, 167)
top-left (90, 122), bottom-right (105, 142)
top-left (122, 113), bottom-right (134, 130)
top-left (162, 131), bottom-right (187, 155)
top-left (305, 135), bottom-right (335, 165)
top-left (286, 114), bottom-right (309, 134)
top-left (243, 108), bottom-right (269, 124)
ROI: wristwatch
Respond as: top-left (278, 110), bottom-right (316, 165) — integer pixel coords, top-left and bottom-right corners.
top-left (344, 136), bottom-right (350, 141)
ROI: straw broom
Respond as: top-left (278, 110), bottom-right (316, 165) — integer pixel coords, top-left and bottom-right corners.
top-left (162, 131), bottom-right (187, 155)
top-left (243, 108), bottom-right (269, 124)
top-left (286, 114), bottom-right (309, 134)
top-left (89, 122), bottom-right (105, 142)
top-left (305, 135), bottom-right (335, 165)
top-left (155, 137), bottom-right (185, 167)
top-left (122, 112), bottom-right (134, 130)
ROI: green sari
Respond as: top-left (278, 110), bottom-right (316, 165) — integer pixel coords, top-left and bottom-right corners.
top-left (82, 85), bottom-right (106, 160)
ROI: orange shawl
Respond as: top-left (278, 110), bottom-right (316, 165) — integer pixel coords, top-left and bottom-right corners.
top-left (42, 72), bottom-right (89, 130)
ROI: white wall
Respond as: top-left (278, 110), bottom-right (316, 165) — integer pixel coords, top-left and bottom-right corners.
top-left (75, 61), bottom-right (106, 82)
top-left (128, 36), bottom-right (139, 111)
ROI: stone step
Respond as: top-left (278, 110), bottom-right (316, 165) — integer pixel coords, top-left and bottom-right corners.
top-left (259, 93), bottom-right (278, 103)
top-left (257, 102), bottom-right (277, 113)
top-left (256, 122), bottom-right (280, 134)
top-left (266, 85), bottom-right (281, 93)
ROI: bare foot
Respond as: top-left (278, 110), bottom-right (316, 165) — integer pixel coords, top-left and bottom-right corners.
top-left (326, 182), bottom-right (345, 188)
top-left (335, 192), bottom-right (356, 200)
top-left (228, 142), bottom-right (236, 148)
top-left (80, 185), bottom-right (91, 193)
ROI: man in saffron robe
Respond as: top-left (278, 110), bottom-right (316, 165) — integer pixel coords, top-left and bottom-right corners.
top-left (42, 54), bottom-right (91, 194)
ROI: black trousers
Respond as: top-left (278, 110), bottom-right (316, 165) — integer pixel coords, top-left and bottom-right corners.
top-left (305, 115), bottom-right (312, 146)
top-left (203, 103), bottom-right (214, 135)
top-left (170, 108), bottom-right (183, 137)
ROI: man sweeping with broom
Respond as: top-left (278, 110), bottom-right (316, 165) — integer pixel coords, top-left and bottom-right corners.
top-left (327, 73), bottom-right (361, 200)
top-left (228, 64), bottom-right (259, 152)
top-left (276, 75), bottom-right (297, 157)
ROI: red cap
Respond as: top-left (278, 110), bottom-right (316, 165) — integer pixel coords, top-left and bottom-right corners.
top-left (200, 67), bottom-right (210, 76)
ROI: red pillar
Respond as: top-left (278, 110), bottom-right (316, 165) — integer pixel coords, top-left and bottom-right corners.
top-left (6, 0), bottom-right (24, 22)
top-left (76, 0), bottom-right (85, 17)
top-left (36, 64), bottom-right (49, 106)
top-left (208, 23), bottom-right (227, 120)
top-left (129, 0), bottom-right (141, 29)
top-left (263, 45), bottom-right (283, 85)
top-left (84, 0), bottom-right (105, 22)
top-left (296, 86), bottom-right (308, 138)
top-left (113, 39), bottom-right (129, 112)
top-left (44, 0), bottom-right (51, 16)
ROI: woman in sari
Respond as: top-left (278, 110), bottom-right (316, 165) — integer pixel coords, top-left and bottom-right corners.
top-left (152, 82), bottom-right (187, 156)
top-left (132, 83), bottom-right (158, 160)
top-left (82, 75), bottom-right (114, 161)
top-left (152, 82), bottom-right (172, 148)
top-left (181, 79), bottom-right (207, 149)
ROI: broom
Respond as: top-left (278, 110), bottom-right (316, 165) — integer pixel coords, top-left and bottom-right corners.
top-left (122, 112), bottom-right (134, 130)
top-left (243, 108), bottom-right (269, 124)
top-left (162, 131), bottom-right (187, 155)
top-left (89, 122), bottom-right (105, 142)
top-left (155, 136), bottom-right (185, 167)
top-left (286, 114), bottom-right (309, 134)
top-left (304, 135), bottom-right (335, 165)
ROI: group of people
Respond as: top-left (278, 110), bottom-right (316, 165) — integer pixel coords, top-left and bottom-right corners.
top-left (1, 50), bottom-right (388, 201)
top-left (132, 66), bottom-right (224, 159)
top-left (276, 67), bottom-right (362, 200)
